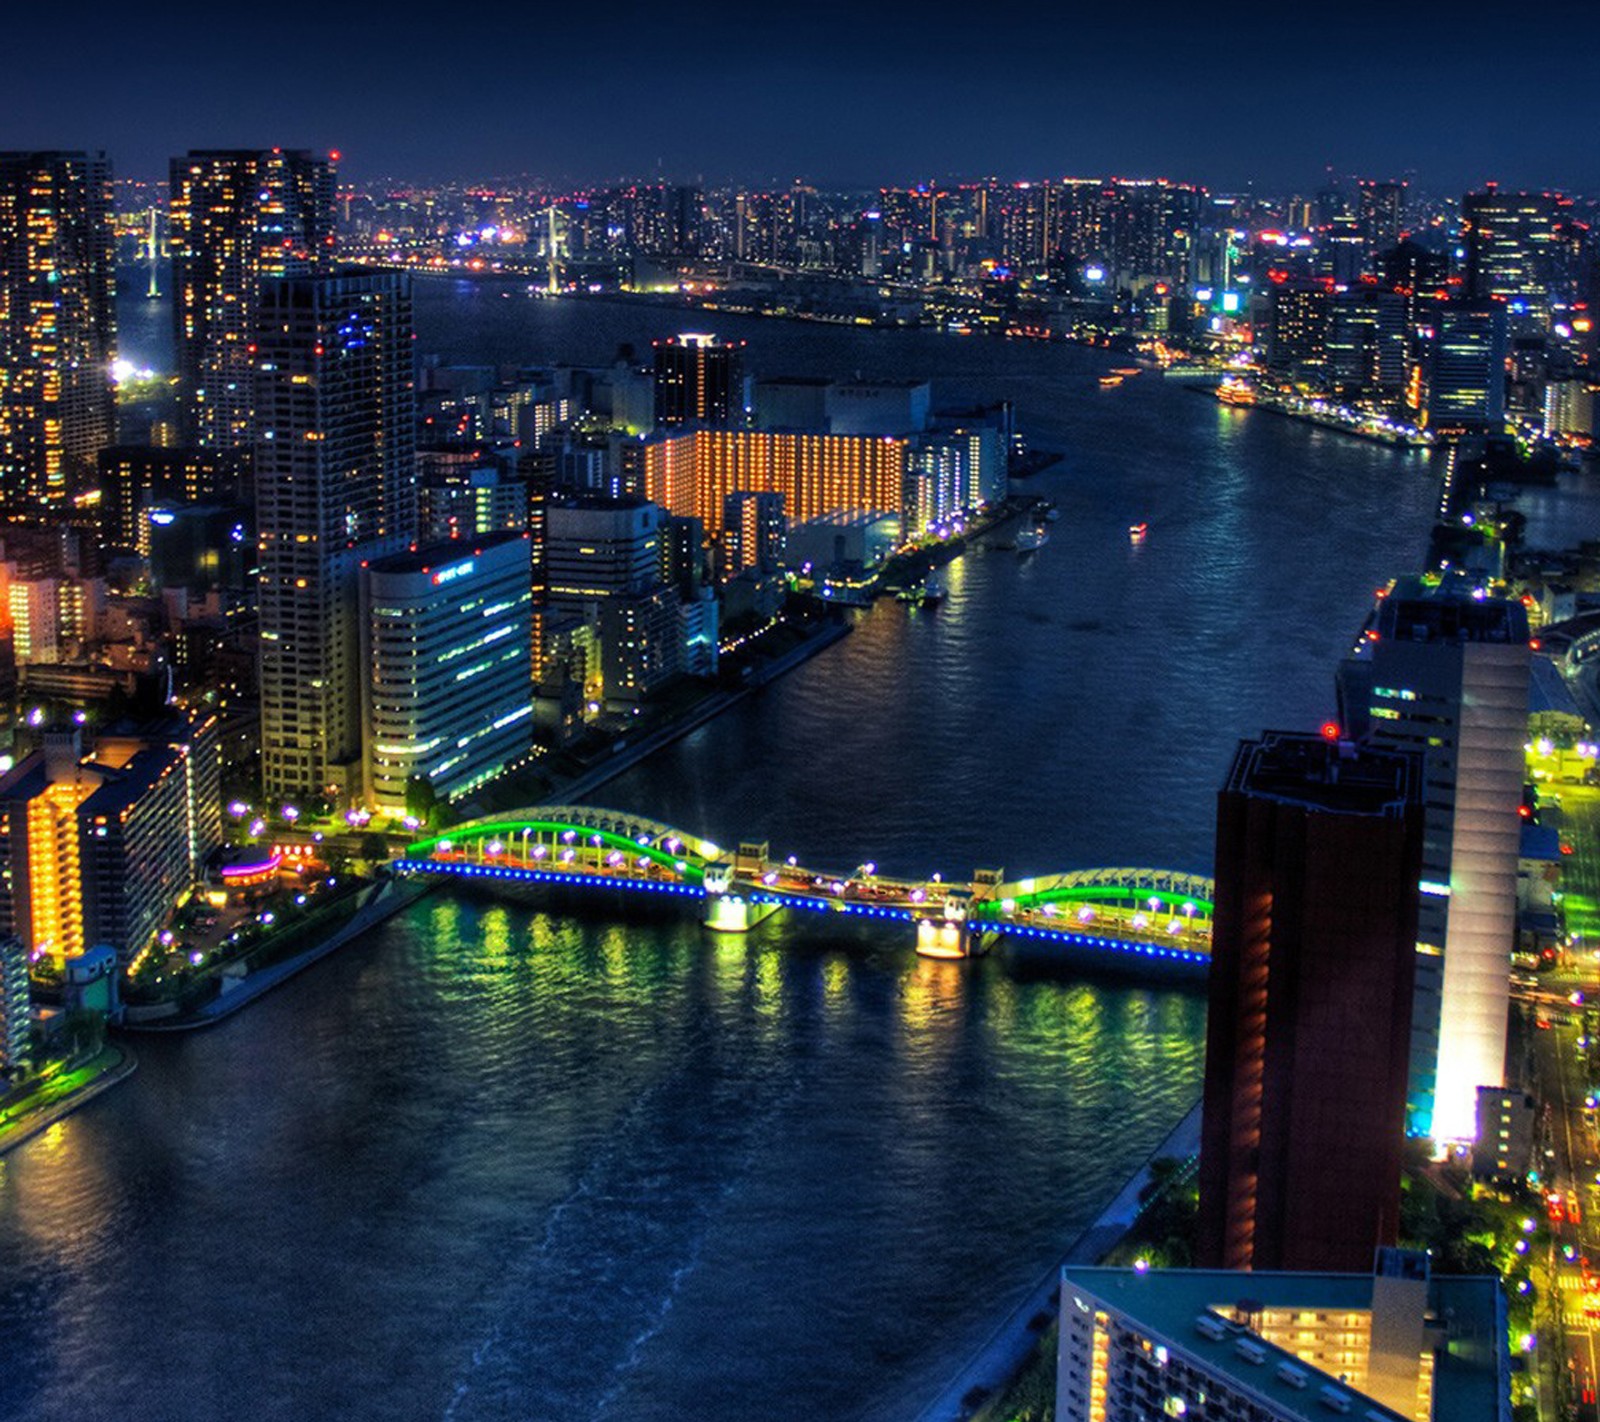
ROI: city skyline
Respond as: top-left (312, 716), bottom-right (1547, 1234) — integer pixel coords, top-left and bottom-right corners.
top-left (6, 0), bottom-right (1600, 192)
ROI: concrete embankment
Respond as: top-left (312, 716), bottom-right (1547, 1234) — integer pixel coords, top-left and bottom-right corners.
top-left (548, 618), bottom-right (851, 806)
top-left (0, 1046), bottom-right (138, 1158)
top-left (122, 877), bottom-right (432, 1033)
top-left (911, 1098), bottom-right (1204, 1422)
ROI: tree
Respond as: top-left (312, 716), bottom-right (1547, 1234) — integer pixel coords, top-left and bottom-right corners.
top-left (405, 774), bottom-right (438, 825)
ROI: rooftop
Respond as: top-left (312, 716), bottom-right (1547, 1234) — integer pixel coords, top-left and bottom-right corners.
top-left (1226, 730), bottom-right (1421, 817)
top-left (1062, 1265), bottom-right (1504, 1422)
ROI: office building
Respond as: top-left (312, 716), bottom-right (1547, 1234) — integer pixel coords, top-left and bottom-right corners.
top-left (1428, 301), bottom-right (1509, 430)
top-left (1198, 731), bottom-right (1423, 1274)
top-left (652, 333), bottom-right (744, 427)
top-left (1462, 187), bottom-right (1560, 321)
top-left (0, 717), bottom-right (222, 965)
top-left (1057, 1254), bottom-right (1507, 1422)
top-left (1263, 281), bottom-right (1331, 384)
top-left (255, 269), bottom-right (416, 805)
top-left (1338, 579), bottom-right (1531, 1141)
top-left (0, 934), bottom-right (28, 1077)
top-left (722, 490), bottom-right (785, 578)
top-left (361, 532), bottom-right (532, 813)
top-left (0, 151), bottom-right (116, 509)
top-left (1327, 290), bottom-right (1408, 400)
top-left (171, 149), bottom-right (335, 450)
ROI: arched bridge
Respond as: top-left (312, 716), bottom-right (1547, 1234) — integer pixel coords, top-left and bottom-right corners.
top-left (394, 807), bottom-right (1213, 976)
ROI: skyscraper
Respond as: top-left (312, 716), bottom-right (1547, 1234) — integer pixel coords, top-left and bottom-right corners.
top-left (0, 151), bottom-right (116, 510)
top-left (1338, 579), bottom-right (1532, 1141)
top-left (653, 333), bottom-right (744, 427)
top-left (171, 149), bottom-right (335, 451)
top-left (1427, 300), bottom-right (1508, 431)
top-left (255, 269), bottom-right (416, 805)
top-left (1198, 730), bottom-right (1423, 1274)
top-left (1462, 186), bottom-right (1560, 320)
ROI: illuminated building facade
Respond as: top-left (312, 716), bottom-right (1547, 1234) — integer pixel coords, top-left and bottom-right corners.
top-left (1057, 1254), bottom-right (1506, 1422)
top-left (256, 269), bottom-right (416, 805)
top-left (0, 717), bottom-right (222, 965)
top-left (1338, 580), bottom-right (1531, 1141)
top-left (0, 151), bottom-right (116, 509)
top-left (1199, 731), bottom-right (1422, 1274)
top-left (171, 149), bottom-right (335, 450)
top-left (361, 533), bottom-right (533, 813)
top-left (652, 334), bottom-right (744, 427)
top-left (643, 429), bottom-right (907, 537)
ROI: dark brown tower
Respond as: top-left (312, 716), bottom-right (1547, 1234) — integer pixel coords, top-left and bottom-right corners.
top-left (1198, 730), bottom-right (1423, 1273)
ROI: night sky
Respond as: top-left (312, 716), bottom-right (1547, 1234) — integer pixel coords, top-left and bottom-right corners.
top-left (3, 0), bottom-right (1594, 191)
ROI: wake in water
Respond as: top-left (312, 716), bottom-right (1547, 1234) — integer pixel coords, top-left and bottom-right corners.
top-left (442, 1013), bottom-right (800, 1422)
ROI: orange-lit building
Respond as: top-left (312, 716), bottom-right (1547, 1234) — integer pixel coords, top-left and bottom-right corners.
top-left (0, 717), bottom-right (222, 964)
top-left (643, 429), bottom-right (907, 537)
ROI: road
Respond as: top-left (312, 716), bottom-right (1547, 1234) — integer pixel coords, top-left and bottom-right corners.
top-left (1532, 1012), bottom-right (1600, 1417)
top-left (1528, 776), bottom-right (1600, 1419)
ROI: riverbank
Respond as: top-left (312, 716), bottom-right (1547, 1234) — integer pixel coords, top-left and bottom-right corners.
top-left (911, 1098), bottom-right (1203, 1422)
top-left (0, 1044), bottom-right (137, 1157)
top-left (1199, 383), bottom-right (1434, 451)
top-left (525, 615), bottom-right (852, 808)
top-left (121, 877), bottom-right (432, 1033)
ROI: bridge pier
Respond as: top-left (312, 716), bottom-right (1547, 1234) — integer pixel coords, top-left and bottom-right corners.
top-left (915, 889), bottom-right (981, 959)
top-left (702, 862), bottom-right (786, 933)
top-left (703, 894), bottom-right (786, 933)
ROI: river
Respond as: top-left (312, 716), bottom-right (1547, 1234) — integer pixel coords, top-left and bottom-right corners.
top-left (0, 278), bottom-right (1440, 1422)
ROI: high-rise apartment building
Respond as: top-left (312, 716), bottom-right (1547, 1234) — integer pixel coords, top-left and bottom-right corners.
top-left (171, 149), bottom-right (335, 451)
top-left (1198, 731), bottom-right (1423, 1274)
top-left (361, 533), bottom-right (533, 813)
top-left (255, 269), bottom-right (416, 805)
top-left (96, 444), bottom-right (243, 551)
top-left (1263, 281), bottom-right (1331, 384)
top-left (653, 334), bottom-right (744, 427)
top-left (0, 151), bottom-right (116, 509)
top-left (1338, 579), bottom-right (1532, 1141)
top-left (643, 428), bottom-right (908, 537)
